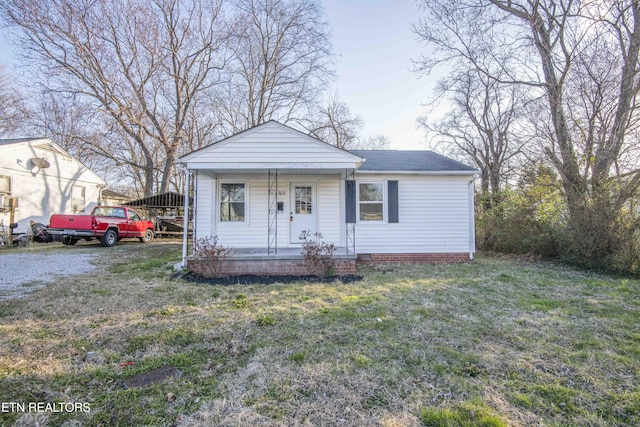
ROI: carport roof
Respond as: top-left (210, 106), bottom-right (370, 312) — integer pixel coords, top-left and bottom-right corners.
top-left (124, 192), bottom-right (192, 208)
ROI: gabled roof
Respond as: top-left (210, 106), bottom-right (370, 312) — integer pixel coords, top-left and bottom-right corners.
top-left (0, 137), bottom-right (106, 184)
top-left (349, 150), bottom-right (477, 174)
top-left (177, 121), bottom-right (476, 174)
top-left (178, 120), bottom-right (364, 171)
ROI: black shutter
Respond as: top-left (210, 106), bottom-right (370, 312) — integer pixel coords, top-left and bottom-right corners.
top-left (345, 180), bottom-right (356, 223)
top-left (388, 180), bottom-right (399, 223)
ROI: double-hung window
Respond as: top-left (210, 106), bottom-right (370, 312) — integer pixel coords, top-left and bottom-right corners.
top-left (220, 183), bottom-right (246, 222)
top-left (358, 182), bottom-right (384, 222)
top-left (0, 175), bottom-right (11, 209)
top-left (71, 185), bottom-right (85, 212)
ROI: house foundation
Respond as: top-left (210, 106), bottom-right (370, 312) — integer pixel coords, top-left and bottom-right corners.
top-left (356, 253), bottom-right (471, 263)
top-left (188, 257), bottom-right (357, 276)
top-left (185, 251), bottom-right (471, 277)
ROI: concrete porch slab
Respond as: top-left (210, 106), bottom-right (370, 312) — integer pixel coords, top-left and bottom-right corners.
top-left (227, 247), bottom-right (356, 260)
top-left (186, 247), bottom-right (357, 276)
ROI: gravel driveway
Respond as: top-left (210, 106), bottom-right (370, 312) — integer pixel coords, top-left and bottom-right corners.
top-left (0, 251), bottom-right (98, 300)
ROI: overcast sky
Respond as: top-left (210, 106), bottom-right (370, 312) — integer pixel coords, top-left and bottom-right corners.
top-left (0, 0), bottom-right (434, 150)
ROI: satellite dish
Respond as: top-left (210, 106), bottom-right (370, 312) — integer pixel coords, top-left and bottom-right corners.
top-left (31, 157), bottom-right (51, 169)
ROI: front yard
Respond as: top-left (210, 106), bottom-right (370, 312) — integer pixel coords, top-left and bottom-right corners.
top-left (0, 243), bottom-right (638, 426)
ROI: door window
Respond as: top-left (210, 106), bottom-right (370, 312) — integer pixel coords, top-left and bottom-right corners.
top-left (295, 186), bottom-right (312, 214)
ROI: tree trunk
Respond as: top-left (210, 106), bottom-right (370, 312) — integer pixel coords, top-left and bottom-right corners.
top-left (144, 159), bottom-right (155, 197)
top-left (160, 152), bottom-right (175, 194)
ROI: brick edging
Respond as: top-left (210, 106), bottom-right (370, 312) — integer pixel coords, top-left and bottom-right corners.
top-left (187, 253), bottom-right (472, 277)
top-left (188, 258), bottom-right (357, 276)
top-left (357, 253), bottom-right (471, 263)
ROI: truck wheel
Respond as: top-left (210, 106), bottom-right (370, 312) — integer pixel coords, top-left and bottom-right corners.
top-left (139, 229), bottom-right (154, 243)
top-left (62, 237), bottom-right (78, 246)
top-left (101, 229), bottom-right (118, 247)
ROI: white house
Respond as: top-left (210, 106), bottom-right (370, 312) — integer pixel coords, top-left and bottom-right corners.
top-left (178, 121), bottom-right (477, 274)
top-left (0, 138), bottom-right (106, 234)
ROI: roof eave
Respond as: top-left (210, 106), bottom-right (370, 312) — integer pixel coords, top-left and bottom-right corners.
top-left (179, 161), bottom-right (363, 170)
top-left (177, 121), bottom-right (366, 164)
top-left (355, 169), bottom-right (479, 176)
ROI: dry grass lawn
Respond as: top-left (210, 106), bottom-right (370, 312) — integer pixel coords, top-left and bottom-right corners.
top-left (0, 241), bottom-right (639, 426)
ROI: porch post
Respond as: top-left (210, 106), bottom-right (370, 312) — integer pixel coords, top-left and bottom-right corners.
top-left (181, 168), bottom-right (190, 268)
top-left (268, 169), bottom-right (278, 255)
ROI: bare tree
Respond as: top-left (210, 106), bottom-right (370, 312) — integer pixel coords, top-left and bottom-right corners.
top-left (29, 92), bottom-right (113, 175)
top-left (1, 0), bottom-right (228, 195)
top-left (356, 134), bottom-right (391, 150)
top-left (306, 93), bottom-right (363, 149)
top-left (304, 93), bottom-right (391, 150)
top-left (0, 65), bottom-right (27, 137)
top-left (419, 69), bottom-right (530, 198)
top-left (415, 0), bottom-right (640, 261)
top-left (216, 0), bottom-right (333, 133)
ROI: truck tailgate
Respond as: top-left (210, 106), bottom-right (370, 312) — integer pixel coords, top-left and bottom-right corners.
top-left (49, 214), bottom-right (94, 230)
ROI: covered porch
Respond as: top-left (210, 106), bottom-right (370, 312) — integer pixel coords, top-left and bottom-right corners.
top-left (177, 121), bottom-right (365, 273)
top-left (187, 245), bottom-right (358, 276)
top-left (228, 246), bottom-right (351, 257)
top-left (181, 168), bottom-right (359, 275)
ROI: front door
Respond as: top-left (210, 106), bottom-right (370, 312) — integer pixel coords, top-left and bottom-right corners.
top-left (290, 183), bottom-right (317, 244)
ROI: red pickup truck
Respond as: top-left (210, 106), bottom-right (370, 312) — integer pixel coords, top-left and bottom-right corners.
top-left (48, 206), bottom-right (155, 247)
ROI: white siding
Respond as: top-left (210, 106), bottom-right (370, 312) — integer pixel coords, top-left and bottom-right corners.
top-left (197, 174), bottom-right (343, 248)
top-left (194, 172), bottom-right (215, 241)
top-left (216, 176), bottom-right (267, 247)
top-left (354, 174), bottom-right (473, 254)
top-left (0, 139), bottom-right (105, 233)
top-left (193, 172), bottom-right (475, 254)
top-left (317, 179), bottom-right (342, 244)
top-left (181, 122), bottom-right (362, 170)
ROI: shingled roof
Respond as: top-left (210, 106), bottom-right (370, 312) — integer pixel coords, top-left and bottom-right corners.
top-left (349, 150), bottom-right (477, 173)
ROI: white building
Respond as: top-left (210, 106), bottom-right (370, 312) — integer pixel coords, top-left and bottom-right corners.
top-left (0, 138), bottom-right (106, 234)
top-left (178, 121), bottom-right (477, 274)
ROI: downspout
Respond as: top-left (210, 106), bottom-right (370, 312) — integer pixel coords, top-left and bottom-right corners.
top-left (181, 167), bottom-right (190, 269)
top-left (97, 184), bottom-right (106, 205)
top-left (468, 177), bottom-right (476, 260)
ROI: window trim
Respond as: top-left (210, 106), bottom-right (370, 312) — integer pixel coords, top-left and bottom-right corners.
top-left (356, 180), bottom-right (386, 223)
top-left (218, 181), bottom-right (248, 223)
top-left (0, 175), bottom-right (12, 209)
top-left (71, 185), bottom-right (86, 213)
top-left (0, 175), bottom-right (11, 195)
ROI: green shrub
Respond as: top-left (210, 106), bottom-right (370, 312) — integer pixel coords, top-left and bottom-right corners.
top-left (476, 170), bottom-right (640, 276)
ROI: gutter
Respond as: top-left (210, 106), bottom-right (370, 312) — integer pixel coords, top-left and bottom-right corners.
top-left (176, 162), bottom-right (190, 270)
top-left (354, 170), bottom-right (479, 176)
top-left (97, 184), bottom-right (106, 205)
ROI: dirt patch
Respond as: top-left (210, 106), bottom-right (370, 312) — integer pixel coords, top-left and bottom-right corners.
top-left (179, 272), bottom-right (363, 285)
